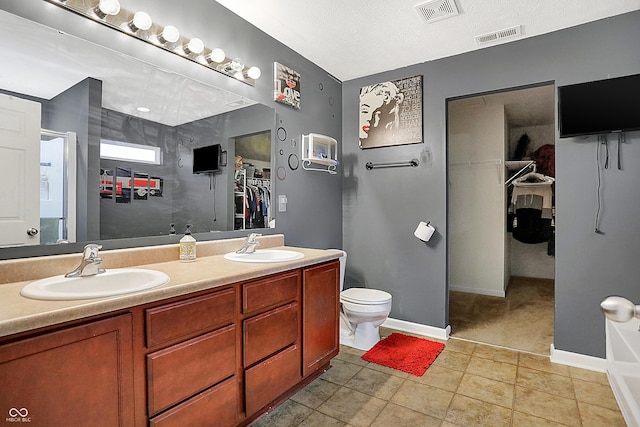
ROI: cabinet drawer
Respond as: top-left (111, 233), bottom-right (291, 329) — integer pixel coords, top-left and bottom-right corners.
top-left (243, 271), bottom-right (300, 314)
top-left (146, 288), bottom-right (235, 348)
top-left (245, 344), bottom-right (302, 416)
top-left (149, 377), bottom-right (238, 427)
top-left (243, 302), bottom-right (299, 366)
top-left (147, 325), bottom-right (236, 416)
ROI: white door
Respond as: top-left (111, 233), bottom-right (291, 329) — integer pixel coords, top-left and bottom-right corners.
top-left (0, 94), bottom-right (41, 247)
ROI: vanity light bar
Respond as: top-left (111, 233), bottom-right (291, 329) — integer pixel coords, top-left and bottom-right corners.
top-left (46, 0), bottom-right (261, 86)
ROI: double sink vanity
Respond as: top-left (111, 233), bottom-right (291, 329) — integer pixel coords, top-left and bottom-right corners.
top-left (0, 235), bottom-right (341, 426)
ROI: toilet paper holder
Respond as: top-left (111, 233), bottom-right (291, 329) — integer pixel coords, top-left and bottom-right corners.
top-left (414, 221), bottom-right (436, 242)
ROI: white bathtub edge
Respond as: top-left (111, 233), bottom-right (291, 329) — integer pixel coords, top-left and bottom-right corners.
top-left (549, 344), bottom-right (606, 372)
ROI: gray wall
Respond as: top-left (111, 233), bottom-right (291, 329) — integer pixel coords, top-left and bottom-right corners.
top-left (342, 10), bottom-right (640, 357)
top-left (100, 108), bottom-right (176, 239)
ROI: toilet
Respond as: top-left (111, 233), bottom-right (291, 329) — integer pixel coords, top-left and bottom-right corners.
top-left (336, 251), bottom-right (392, 351)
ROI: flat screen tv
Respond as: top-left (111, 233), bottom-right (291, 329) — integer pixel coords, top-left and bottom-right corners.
top-left (558, 73), bottom-right (640, 138)
top-left (192, 144), bottom-right (221, 174)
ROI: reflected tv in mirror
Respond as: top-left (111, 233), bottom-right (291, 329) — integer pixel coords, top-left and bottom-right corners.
top-left (558, 73), bottom-right (640, 138)
top-left (193, 144), bottom-right (221, 174)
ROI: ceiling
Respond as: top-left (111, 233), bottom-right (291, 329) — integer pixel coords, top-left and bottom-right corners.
top-left (0, 10), bottom-right (254, 127)
top-left (215, 0), bottom-right (640, 82)
top-left (449, 84), bottom-right (555, 127)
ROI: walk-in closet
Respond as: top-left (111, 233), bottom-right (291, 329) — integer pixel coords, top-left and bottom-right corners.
top-left (447, 83), bottom-right (556, 354)
top-left (233, 131), bottom-right (272, 230)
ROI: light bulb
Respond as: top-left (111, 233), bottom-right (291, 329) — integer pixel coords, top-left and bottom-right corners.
top-left (184, 38), bottom-right (204, 55)
top-left (207, 48), bottom-right (226, 64)
top-left (158, 25), bottom-right (180, 44)
top-left (94, 0), bottom-right (120, 18)
top-left (247, 66), bottom-right (261, 80)
top-left (229, 58), bottom-right (244, 72)
top-left (128, 11), bottom-right (152, 32)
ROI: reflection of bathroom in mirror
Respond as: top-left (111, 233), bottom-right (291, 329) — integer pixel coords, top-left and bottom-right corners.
top-left (233, 132), bottom-right (272, 231)
top-left (0, 9), bottom-right (275, 249)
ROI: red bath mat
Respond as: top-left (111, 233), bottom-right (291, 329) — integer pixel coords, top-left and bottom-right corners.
top-left (362, 333), bottom-right (445, 376)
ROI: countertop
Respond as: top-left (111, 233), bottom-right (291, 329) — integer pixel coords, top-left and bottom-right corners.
top-left (0, 245), bottom-right (342, 338)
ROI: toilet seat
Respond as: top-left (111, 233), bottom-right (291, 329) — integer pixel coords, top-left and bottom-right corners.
top-left (341, 288), bottom-right (392, 305)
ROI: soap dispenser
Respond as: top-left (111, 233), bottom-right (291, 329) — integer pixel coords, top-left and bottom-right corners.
top-left (179, 224), bottom-right (196, 262)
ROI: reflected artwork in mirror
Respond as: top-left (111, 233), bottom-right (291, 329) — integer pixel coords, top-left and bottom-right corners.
top-left (0, 8), bottom-right (275, 258)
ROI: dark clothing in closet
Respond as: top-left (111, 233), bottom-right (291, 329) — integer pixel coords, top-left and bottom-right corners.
top-left (512, 208), bottom-right (553, 244)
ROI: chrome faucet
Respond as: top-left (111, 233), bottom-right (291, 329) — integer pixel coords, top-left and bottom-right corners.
top-left (236, 233), bottom-right (262, 254)
top-left (65, 244), bottom-right (106, 278)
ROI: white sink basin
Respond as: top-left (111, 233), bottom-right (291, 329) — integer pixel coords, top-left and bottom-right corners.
top-left (20, 268), bottom-right (170, 301)
top-left (223, 249), bottom-right (304, 263)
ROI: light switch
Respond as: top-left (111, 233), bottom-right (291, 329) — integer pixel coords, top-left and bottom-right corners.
top-left (278, 195), bottom-right (287, 212)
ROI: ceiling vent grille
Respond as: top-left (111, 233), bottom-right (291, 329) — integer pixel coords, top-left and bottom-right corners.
top-left (475, 25), bottom-right (523, 45)
top-left (415, 0), bottom-right (460, 24)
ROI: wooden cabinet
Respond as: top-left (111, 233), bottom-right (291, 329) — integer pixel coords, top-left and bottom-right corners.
top-left (243, 302), bottom-right (299, 366)
top-left (0, 314), bottom-right (134, 427)
top-left (147, 325), bottom-right (236, 416)
top-left (302, 260), bottom-right (340, 376)
top-left (144, 288), bottom-right (238, 425)
top-left (149, 377), bottom-right (238, 427)
top-left (242, 270), bottom-right (300, 314)
top-left (145, 288), bottom-right (235, 349)
top-left (242, 271), bottom-right (302, 416)
top-left (245, 344), bottom-right (302, 415)
top-left (2, 260), bottom-right (339, 427)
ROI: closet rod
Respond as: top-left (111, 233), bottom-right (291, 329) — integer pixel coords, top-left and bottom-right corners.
top-left (365, 159), bottom-right (419, 170)
top-left (450, 159), bottom-right (502, 167)
top-left (505, 161), bottom-right (536, 186)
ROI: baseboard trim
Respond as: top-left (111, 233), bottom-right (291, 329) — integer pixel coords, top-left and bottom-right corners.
top-left (382, 317), bottom-right (451, 340)
top-left (449, 285), bottom-right (506, 297)
top-left (382, 320), bottom-right (607, 373)
top-left (550, 344), bottom-right (606, 372)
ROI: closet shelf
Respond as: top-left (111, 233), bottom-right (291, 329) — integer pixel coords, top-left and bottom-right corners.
top-left (505, 160), bottom-right (535, 171)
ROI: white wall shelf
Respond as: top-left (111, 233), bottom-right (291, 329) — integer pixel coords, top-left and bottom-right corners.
top-left (301, 133), bottom-right (338, 174)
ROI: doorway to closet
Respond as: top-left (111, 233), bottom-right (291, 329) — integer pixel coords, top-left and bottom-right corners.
top-left (446, 82), bottom-right (556, 355)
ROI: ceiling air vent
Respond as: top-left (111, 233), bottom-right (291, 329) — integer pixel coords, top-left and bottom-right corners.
top-left (415, 0), bottom-right (460, 24)
top-left (475, 25), bottom-right (523, 45)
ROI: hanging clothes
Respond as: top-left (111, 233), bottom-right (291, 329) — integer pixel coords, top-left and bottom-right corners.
top-left (510, 172), bottom-right (555, 246)
top-left (244, 180), bottom-right (271, 229)
top-left (530, 144), bottom-right (555, 177)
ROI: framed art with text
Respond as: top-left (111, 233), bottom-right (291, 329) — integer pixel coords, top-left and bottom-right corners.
top-left (359, 75), bottom-right (423, 149)
top-left (274, 62), bottom-right (301, 109)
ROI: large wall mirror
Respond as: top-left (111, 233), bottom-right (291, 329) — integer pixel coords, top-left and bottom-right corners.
top-left (0, 8), bottom-right (275, 258)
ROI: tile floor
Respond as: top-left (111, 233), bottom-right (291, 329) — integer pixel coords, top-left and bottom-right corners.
top-left (251, 330), bottom-right (625, 427)
top-left (449, 276), bottom-right (554, 355)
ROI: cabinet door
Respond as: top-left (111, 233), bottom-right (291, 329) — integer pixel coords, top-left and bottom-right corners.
top-left (302, 261), bottom-right (340, 376)
top-left (0, 314), bottom-right (134, 427)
